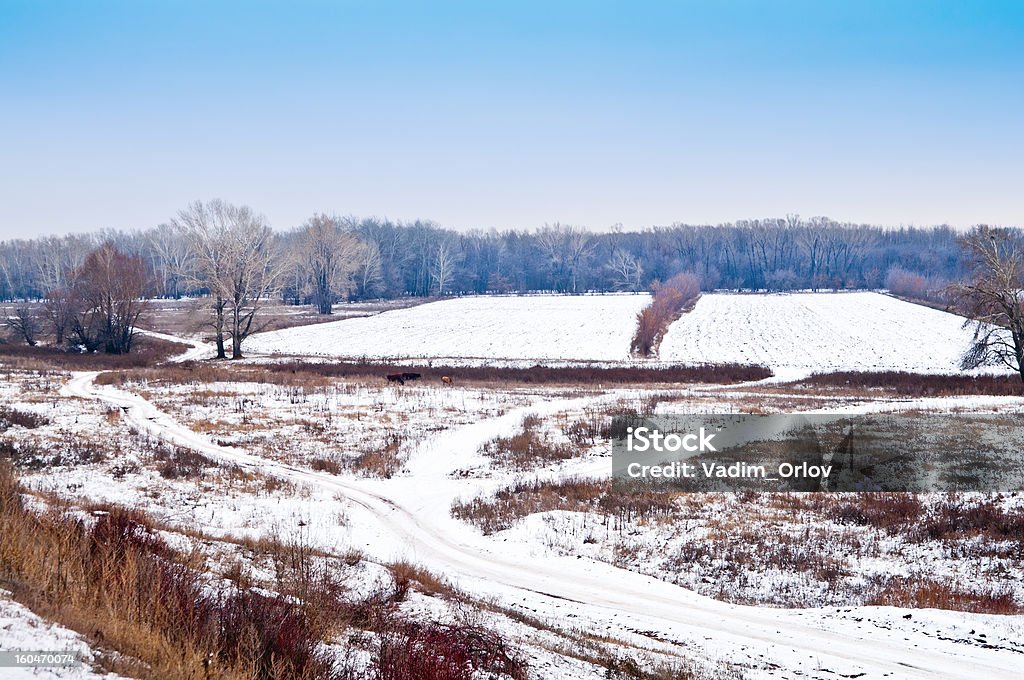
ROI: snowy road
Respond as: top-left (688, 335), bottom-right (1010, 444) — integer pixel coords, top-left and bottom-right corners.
top-left (62, 372), bottom-right (1024, 679)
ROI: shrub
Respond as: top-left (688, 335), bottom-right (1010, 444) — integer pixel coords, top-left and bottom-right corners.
top-left (376, 620), bottom-right (526, 680)
top-left (265, 359), bottom-right (771, 386)
top-left (310, 457), bottom-right (342, 475)
top-left (0, 406), bottom-right (49, 429)
top-left (150, 442), bottom-right (218, 479)
top-left (800, 371), bottom-right (1024, 396)
top-left (825, 493), bottom-right (924, 532)
top-left (0, 337), bottom-right (187, 371)
top-left (631, 273), bottom-right (701, 357)
top-left (885, 265), bottom-right (950, 306)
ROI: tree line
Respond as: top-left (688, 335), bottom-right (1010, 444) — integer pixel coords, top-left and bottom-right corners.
top-left (0, 201), bottom-right (1006, 360)
top-left (2, 208), bottom-right (970, 308)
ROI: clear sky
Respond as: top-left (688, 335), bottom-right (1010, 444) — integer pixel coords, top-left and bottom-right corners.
top-left (1, 1), bottom-right (1022, 238)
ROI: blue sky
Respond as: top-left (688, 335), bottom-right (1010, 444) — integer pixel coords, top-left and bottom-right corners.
top-left (1, 1), bottom-right (1022, 237)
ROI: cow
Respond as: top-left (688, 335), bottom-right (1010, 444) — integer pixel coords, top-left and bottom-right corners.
top-left (385, 373), bottom-right (405, 385)
top-left (401, 372), bottom-right (422, 381)
top-left (441, 376), bottom-right (454, 386)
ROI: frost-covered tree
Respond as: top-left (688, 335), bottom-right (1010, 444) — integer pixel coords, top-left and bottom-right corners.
top-left (608, 249), bottom-right (643, 291)
top-left (174, 199), bottom-right (282, 359)
top-left (430, 239), bottom-right (462, 295)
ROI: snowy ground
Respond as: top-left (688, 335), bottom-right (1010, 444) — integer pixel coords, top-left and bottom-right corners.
top-left (3, 298), bottom-right (1024, 679)
top-left (0, 592), bottom-right (125, 679)
top-left (660, 291), bottom-right (990, 375)
top-left (0, 366), bottom-right (1011, 679)
top-left (245, 291), bottom-right (1001, 379)
top-left (246, 293), bottom-right (651, 363)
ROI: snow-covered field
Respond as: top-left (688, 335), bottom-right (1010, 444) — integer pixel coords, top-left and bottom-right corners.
top-left (3, 296), bottom-right (1024, 679)
top-left (661, 291), bottom-right (987, 375)
top-left (246, 293), bottom-right (650, 362)
top-left (0, 368), bottom-right (1009, 679)
top-left (247, 291), bottom-right (996, 379)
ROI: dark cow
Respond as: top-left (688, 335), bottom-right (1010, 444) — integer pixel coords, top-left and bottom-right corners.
top-left (401, 372), bottom-right (422, 381)
top-left (385, 373), bottom-right (405, 385)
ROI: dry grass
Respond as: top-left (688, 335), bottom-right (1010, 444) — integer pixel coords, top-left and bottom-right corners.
top-left (452, 478), bottom-right (678, 535)
top-left (267, 360), bottom-right (772, 387)
top-left (387, 560), bottom-right (454, 598)
top-left (456, 482), bottom-right (1024, 613)
top-left (0, 460), bottom-right (340, 679)
top-left (0, 336), bottom-right (188, 372)
top-left (350, 431), bottom-right (405, 478)
top-left (1, 460), bottom-right (536, 679)
top-left (479, 415), bottom-right (578, 470)
top-left (867, 576), bottom-right (1020, 614)
top-left (792, 371), bottom-right (1024, 397)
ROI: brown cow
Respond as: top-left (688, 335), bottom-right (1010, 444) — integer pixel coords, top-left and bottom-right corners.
top-left (441, 376), bottom-right (453, 386)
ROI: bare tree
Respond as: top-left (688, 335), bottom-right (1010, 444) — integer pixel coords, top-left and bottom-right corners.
top-left (224, 219), bottom-right (281, 358)
top-left (5, 306), bottom-right (40, 345)
top-left (536, 224), bottom-right (594, 293)
top-left (956, 226), bottom-right (1024, 382)
top-left (69, 243), bottom-right (150, 354)
top-left (174, 200), bottom-right (233, 358)
top-left (44, 287), bottom-right (75, 345)
top-left (147, 224), bottom-right (193, 298)
top-left (430, 239), bottom-right (462, 295)
top-left (354, 239), bottom-right (384, 299)
top-left (608, 249), bottom-right (643, 291)
top-left (175, 200), bottom-right (282, 359)
top-left (297, 214), bottom-right (361, 314)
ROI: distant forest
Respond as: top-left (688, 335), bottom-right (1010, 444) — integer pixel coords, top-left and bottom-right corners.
top-left (0, 214), bottom-right (968, 305)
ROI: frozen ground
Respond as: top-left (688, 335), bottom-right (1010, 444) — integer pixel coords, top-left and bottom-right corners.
top-left (245, 293), bottom-right (651, 363)
top-left (660, 291), bottom-right (991, 375)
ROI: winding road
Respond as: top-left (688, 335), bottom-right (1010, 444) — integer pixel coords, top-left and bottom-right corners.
top-left (61, 362), bottom-right (1024, 680)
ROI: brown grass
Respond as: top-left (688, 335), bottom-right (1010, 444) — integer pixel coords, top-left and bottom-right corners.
top-left (350, 431), bottom-right (405, 478)
top-left (0, 336), bottom-right (188, 372)
top-left (387, 560), bottom-right (453, 598)
top-left (795, 371), bottom-right (1024, 396)
top-left (266, 360), bottom-right (772, 386)
top-left (310, 457), bottom-right (343, 475)
top-left (452, 478), bottom-right (679, 535)
top-left (0, 460), bottom-right (340, 679)
top-left (480, 415), bottom-right (577, 469)
top-left (868, 576), bottom-right (1020, 614)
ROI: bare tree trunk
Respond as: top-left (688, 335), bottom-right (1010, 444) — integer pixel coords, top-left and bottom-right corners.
top-left (213, 296), bottom-right (227, 359)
